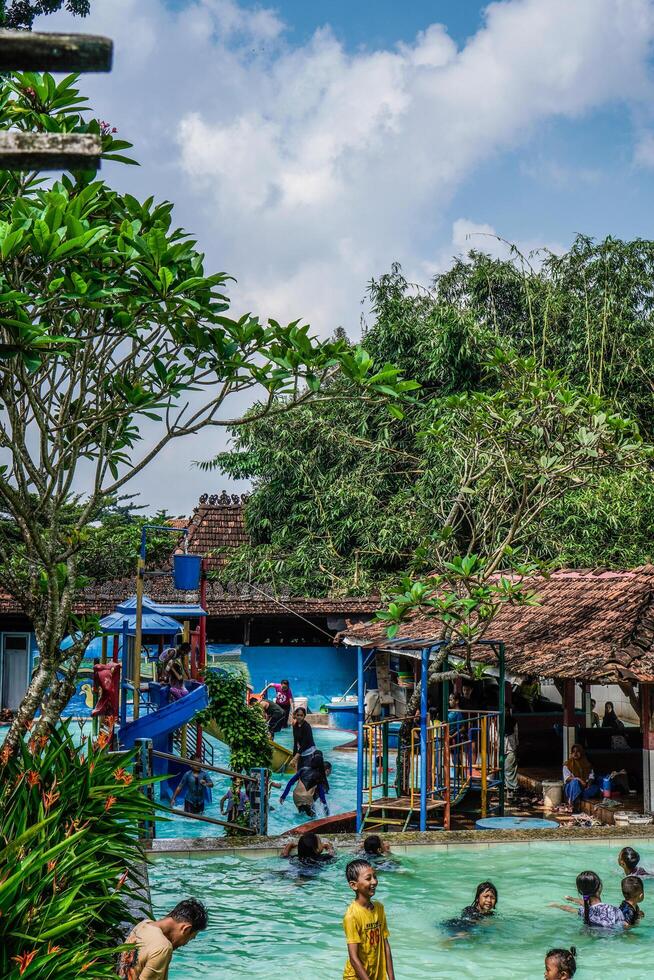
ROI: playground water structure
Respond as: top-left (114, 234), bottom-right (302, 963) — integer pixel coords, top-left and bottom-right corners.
top-left (148, 837), bottom-right (654, 979)
top-left (155, 726), bottom-right (357, 839)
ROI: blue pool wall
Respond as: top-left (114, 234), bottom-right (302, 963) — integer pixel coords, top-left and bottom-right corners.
top-left (52, 638), bottom-right (362, 716)
top-left (207, 643), bottom-right (363, 712)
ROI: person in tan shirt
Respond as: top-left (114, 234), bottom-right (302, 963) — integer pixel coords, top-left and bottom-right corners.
top-left (119, 898), bottom-right (207, 979)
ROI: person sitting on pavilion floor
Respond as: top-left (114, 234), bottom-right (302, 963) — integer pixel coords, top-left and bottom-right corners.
top-left (563, 744), bottom-right (600, 813)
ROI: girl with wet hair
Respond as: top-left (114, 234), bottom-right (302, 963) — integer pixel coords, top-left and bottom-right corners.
top-left (442, 881), bottom-right (498, 938)
top-left (544, 946), bottom-right (577, 979)
top-left (461, 881), bottom-right (498, 920)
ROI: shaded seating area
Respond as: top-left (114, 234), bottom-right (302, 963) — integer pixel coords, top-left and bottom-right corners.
top-left (341, 566), bottom-right (654, 827)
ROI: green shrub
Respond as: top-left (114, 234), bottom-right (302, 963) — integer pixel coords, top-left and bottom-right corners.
top-left (0, 722), bottom-right (155, 979)
top-left (200, 668), bottom-right (272, 771)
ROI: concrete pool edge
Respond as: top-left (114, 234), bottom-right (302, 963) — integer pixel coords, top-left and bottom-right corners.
top-left (146, 823), bottom-right (654, 859)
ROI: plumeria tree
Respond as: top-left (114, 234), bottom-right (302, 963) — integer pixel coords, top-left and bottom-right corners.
top-left (374, 353), bottom-right (649, 787)
top-left (0, 72), bottom-right (415, 748)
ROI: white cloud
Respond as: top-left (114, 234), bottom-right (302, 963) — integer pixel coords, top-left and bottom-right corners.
top-left (634, 131), bottom-right (654, 167)
top-left (34, 0), bottom-right (654, 509)
top-left (419, 218), bottom-right (565, 283)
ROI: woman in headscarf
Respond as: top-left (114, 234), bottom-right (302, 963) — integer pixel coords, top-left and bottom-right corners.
top-left (280, 750), bottom-right (332, 817)
top-left (563, 743), bottom-right (600, 812)
top-left (601, 701), bottom-right (625, 730)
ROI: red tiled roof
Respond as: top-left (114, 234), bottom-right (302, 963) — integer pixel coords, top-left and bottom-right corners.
top-left (185, 492), bottom-right (250, 571)
top-left (0, 493), bottom-right (380, 619)
top-left (337, 567), bottom-right (654, 683)
top-left (166, 516), bottom-right (189, 530)
top-left (65, 576), bottom-right (379, 618)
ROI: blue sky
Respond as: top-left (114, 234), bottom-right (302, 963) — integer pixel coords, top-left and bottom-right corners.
top-left (39, 0), bottom-right (654, 511)
top-left (165, 0), bottom-right (488, 50)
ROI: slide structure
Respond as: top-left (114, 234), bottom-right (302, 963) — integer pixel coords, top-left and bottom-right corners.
top-left (203, 719), bottom-right (294, 773)
top-left (119, 683), bottom-right (209, 749)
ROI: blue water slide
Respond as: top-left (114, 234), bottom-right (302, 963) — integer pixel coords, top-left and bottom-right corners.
top-left (119, 682), bottom-right (208, 749)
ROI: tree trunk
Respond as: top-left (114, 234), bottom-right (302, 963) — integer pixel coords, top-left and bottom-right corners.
top-left (37, 642), bottom-right (89, 735)
top-left (2, 559), bottom-right (80, 749)
top-left (2, 661), bottom-right (53, 751)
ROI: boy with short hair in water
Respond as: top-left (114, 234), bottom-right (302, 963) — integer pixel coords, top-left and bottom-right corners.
top-left (119, 898), bottom-right (207, 979)
top-left (620, 875), bottom-right (645, 926)
top-left (343, 859), bottom-right (395, 980)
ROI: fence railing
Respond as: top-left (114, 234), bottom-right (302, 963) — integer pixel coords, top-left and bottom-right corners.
top-left (361, 710), bottom-right (502, 826)
top-left (133, 742), bottom-right (268, 837)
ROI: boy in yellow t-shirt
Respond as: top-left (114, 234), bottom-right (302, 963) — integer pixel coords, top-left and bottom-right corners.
top-left (342, 859), bottom-right (395, 980)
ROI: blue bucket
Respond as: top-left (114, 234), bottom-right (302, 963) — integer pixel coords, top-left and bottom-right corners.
top-left (173, 554), bottom-right (202, 590)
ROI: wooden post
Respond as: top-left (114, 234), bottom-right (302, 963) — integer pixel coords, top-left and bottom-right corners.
top-left (642, 683), bottom-right (654, 814)
top-left (498, 643), bottom-right (506, 816)
top-left (101, 635), bottom-right (108, 665)
top-left (0, 31), bottom-right (113, 71)
top-left (562, 678), bottom-right (576, 762)
top-left (481, 715), bottom-right (488, 818)
top-left (133, 556), bottom-right (145, 721)
top-left (0, 132), bottom-right (102, 170)
top-left (584, 682), bottom-right (593, 728)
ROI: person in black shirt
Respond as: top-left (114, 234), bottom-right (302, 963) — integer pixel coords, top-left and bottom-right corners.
top-left (291, 706), bottom-right (317, 767)
top-left (460, 680), bottom-right (479, 713)
top-left (259, 698), bottom-right (286, 735)
top-left (619, 875), bottom-right (644, 926)
top-left (443, 881), bottom-right (498, 937)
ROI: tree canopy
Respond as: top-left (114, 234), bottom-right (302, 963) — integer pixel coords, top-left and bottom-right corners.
top-left (217, 241), bottom-right (654, 597)
top-left (0, 0), bottom-right (90, 30)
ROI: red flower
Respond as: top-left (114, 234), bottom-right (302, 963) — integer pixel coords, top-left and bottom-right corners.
top-left (13, 950), bottom-right (37, 974)
top-left (116, 870), bottom-right (129, 890)
top-left (113, 767), bottom-right (132, 785)
top-left (47, 944), bottom-right (62, 955)
top-left (26, 770), bottom-right (40, 788)
top-left (42, 778), bottom-right (60, 811)
top-left (94, 732), bottom-right (110, 750)
top-left (104, 795), bottom-right (117, 811)
top-left (0, 744), bottom-right (13, 766)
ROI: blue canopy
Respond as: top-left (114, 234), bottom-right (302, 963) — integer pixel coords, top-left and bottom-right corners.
top-left (60, 595), bottom-right (206, 649)
top-left (110, 595), bottom-right (206, 619)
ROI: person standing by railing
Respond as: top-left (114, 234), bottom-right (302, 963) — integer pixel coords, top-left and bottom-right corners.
top-left (504, 710), bottom-right (519, 802)
top-left (170, 755), bottom-right (214, 815)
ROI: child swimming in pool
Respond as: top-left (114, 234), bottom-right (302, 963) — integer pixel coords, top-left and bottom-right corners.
top-left (619, 875), bottom-right (645, 926)
top-left (343, 859), bottom-right (396, 980)
top-left (362, 835), bottom-right (391, 857)
top-left (544, 946), bottom-right (576, 979)
top-left (442, 881), bottom-right (498, 938)
top-left (556, 870), bottom-right (625, 928)
top-left (460, 881), bottom-right (498, 921)
top-left (359, 835), bottom-right (400, 872)
top-left (280, 831), bottom-right (335, 863)
top-left (618, 846), bottom-right (652, 877)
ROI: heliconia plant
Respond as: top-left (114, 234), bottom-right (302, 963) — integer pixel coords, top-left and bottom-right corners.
top-left (0, 722), bottom-right (157, 979)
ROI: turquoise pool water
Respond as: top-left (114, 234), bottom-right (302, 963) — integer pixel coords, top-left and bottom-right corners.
top-left (148, 840), bottom-right (654, 978)
top-left (156, 726), bottom-right (357, 839)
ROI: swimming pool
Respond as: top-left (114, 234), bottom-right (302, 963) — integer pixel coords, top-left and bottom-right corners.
top-left (156, 726), bottom-right (357, 839)
top-left (148, 839), bottom-right (654, 978)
